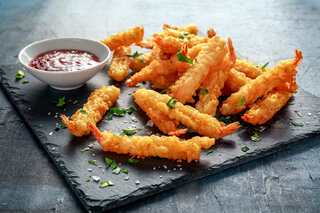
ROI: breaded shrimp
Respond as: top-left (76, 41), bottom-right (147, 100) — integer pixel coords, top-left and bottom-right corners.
top-left (134, 40), bottom-right (154, 49)
top-left (187, 43), bottom-right (206, 59)
top-left (149, 72), bottom-right (179, 89)
top-left (242, 79), bottom-right (298, 125)
top-left (225, 68), bottom-right (251, 92)
top-left (108, 46), bottom-right (131, 81)
top-left (235, 59), bottom-right (270, 79)
top-left (133, 90), bottom-right (186, 136)
top-left (163, 24), bottom-right (199, 35)
top-left (220, 50), bottom-right (302, 115)
top-left (126, 54), bottom-right (178, 88)
top-left (170, 36), bottom-right (227, 104)
top-left (61, 86), bottom-right (120, 137)
top-left (207, 28), bottom-right (216, 38)
top-left (89, 124), bottom-right (215, 163)
top-left (134, 88), bottom-right (240, 139)
top-left (196, 38), bottom-right (236, 116)
top-left (101, 26), bottom-right (144, 50)
top-left (153, 36), bottom-right (183, 55)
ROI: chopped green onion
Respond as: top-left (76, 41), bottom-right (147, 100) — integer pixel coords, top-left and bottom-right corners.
top-left (72, 100), bottom-right (78, 104)
top-left (206, 149), bottom-right (213, 155)
top-left (110, 160), bottom-right (118, 171)
top-left (88, 159), bottom-right (97, 166)
top-left (183, 31), bottom-right (190, 36)
top-left (55, 124), bottom-right (67, 131)
top-left (80, 147), bottom-right (90, 152)
top-left (236, 96), bottom-right (245, 106)
top-left (241, 146), bottom-right (249, 152)
top-left (187, 36), bottom-right (191, 40)
top-left (167, 96), bottom-right (177, 109)
top-left (120, 168), bottom-right (128, 174)
top-left (179, 35), bottom-right (185, 40)
top-left (177, 52), bottom-right (193, 64)
top-left (107, 181), bottom-right (114, 186)
top-left (22, 80), bottom-right (29, 84)
top-left (287, 101), bottom-right (294, 105)
top-left (194, 57), bottom-right (198, 63)
top-left (292, 122), bottom-right (304, 127)
top-left (261, 62), bottom-right (269, 69)
top-left (135, 82), bottom-right (144, 87)
top-left (295, 111), bottom-right (303, 117)
top-left (200, 89), bottom-right (209, 95)
top-left (160, 88), bottom-right (171, 94)
top-left (100, 181), bottom-right (108, 188)
top-left (126, 51), bottom-right (142, 59)
top-left (79, 108), bottom-right (88, 114)
top-left (56, 97), bottom-right (66, 107)
top-left (177, 48), bottom-right (181, 52)
top-left (86, 176), bottom-right (91, 182)
top-left (120, 128), bottom-right (142, 136)
top-left (251, 132), bottom-right (261, 142)
top-left (128, 158), bottom-right (140, 164)
top-left (105, 157), bottom-right (113, 166)
top-left (105, 107), bottom-right (137, 120)
top-left (16, 70), bottom-right (25, 80)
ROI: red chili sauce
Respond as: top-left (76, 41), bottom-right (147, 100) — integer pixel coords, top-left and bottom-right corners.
top-left (29, 49), bottom-right (101, 71)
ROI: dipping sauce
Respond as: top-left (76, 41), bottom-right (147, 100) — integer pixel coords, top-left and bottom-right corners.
top-left (29, 49), bottom-right (101, 71)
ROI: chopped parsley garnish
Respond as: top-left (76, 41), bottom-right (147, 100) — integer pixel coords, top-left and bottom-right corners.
top-left (179, 35), bottom-right (185, 40)
top-left (206, 149), bottom-right (213, 155)
top-left (105, 107), bottom-right (137, 120)
top-left (105, 157), bottom-right (128, 173)
top-left (177, 52), bottom-right (193, 64)
top-left (120, 168), bottom-right (128, 174)
top-left (187, 36), bottom-right (191, 40)
top-left (86, 176), bottom-right (91, 182)
top-left (194, 57), bottom-right (198, 63)
top-left (177, 48), bottom-right (181, 52)
top-left (295, 111), bottom-right (303, 117)
top-left (72, 100), bottom-right (78, 104)
top-left (183, 31), bottom-right (190, 36)
top-left (135, 82), bottom-right (145, 87)
top-left (88, 159), bottom-right (97, 166)
top-left (128, 91), bottom-right (132, 95)
top-left (167, 96), bottom-right (177, 109)
top-left (120, 128), bottom-right (142, 136)
top-left (55, 124), bottom-right (67, 131)
top-left (160, 88), bottom-right (171, 94)
top-left (79, 108), bottom-right (88, 114)
top-left (139, 58), bottom-right (145, 63)
top-left (126, 51), bottom-right (142, 59)
top-left (67, 99), bottom-right (72, 103)
top-left (200, 89), bottom-right (209, 95)
top-left (22, 80), bottom-right (29, 84)
top-left (56, 97), bottom-right (66, 107)
top-left (241, 146), bottom-right (250, 152)
top-left (107, 180), bottom-right (114, 186)
top-left (128, 158), bottom-right (140, 164)
top-left (100, 181), bottom-right (108, 188)
top-left (261, 62), bottom-right (269, 69)
top-left (287, 101), bottom-right (294, 105)
top-left (80, 147), bottom-right (90, 152)
top-left (16, 70), bottom-right (25, 80)
top-left (105, 157), bottom-right (113, 166)
top-left (236, 96), bottom-right (245, 106)
top-left (292, 122), bottom-right (304, 127)
top-left (251, 132), bottom-right (261, 142)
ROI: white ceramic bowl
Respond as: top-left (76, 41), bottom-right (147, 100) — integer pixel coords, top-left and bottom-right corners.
top-left (18, 38), bottom-right (111, 90)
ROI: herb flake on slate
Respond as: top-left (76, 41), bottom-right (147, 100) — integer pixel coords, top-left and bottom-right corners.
top-left (206, 149), bottom-right (213, 155)
top-left (241, 146), bottom-right (250, 152)
top-left (120, 128), bottom-right (142, 136)
top-left (86, 176), bottom-right (91, 182)
top-left (251, 132), bottom-right (261, 142)
top-left (80, 147), bottom-right (90, 152)
top-left (129, 158), bottom-right (140, 164)
top-left (292, 122), bottom-right (304, 127)
top-left (88, 159), bottom-right (97, 166)
top-left (55, 124), bottom-right (67, 131)
top-left (16, 70), bottom-right (25, 80)
top-left (56, 97), bottom-right (66, 107)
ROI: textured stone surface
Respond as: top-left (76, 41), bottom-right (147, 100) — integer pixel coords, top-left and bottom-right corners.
top-left (1, 63), bottom-right (320, 212)
top-left (1, 0), bottom-right (320, 212)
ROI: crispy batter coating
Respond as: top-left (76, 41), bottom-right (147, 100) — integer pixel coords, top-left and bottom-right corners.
top-left (61, 86), bottom-right (120, 137)
top-left (170, 36), bottom-right (227, 104)
top-left (153, 36), bottom-right (183, 55)
top-left (126, 54), bottom-right (177, 88)
top-left (101, 26), bottom-right (144, 50)
top-left (196, 38), bottom-right (236, 116)
top-left (242, 80), bottom-right (298, 125)
top-left (187, 43), bottom-right (206, 59)
top-left (134, 88), bottom-right (240, 139)
top-left (220, 50), bottom-right (302, 115)
top-left (225, 68), bottom-right (251, 92)
top-left (150, 73), bottom-right (179, 89)
top-left (207, 28), bottom-right (216, 38)
top-left (89, 124), bottom-right (215, 163)
top-left (235, 59), bottom-right (270, 79)
top-left (163, 24), bottom-right (199, 35)
top-left (134, 40), bottom-right (154, 49)
top-left (108, 46), bottom-right (131, 81)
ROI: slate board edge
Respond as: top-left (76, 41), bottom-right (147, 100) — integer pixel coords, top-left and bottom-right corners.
top-left (1, 66), bottom-right (320, 212)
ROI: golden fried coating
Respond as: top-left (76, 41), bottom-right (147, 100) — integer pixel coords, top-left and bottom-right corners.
top-left (108, 46), bottom-right (131, 81)
top-left (220, 50), bottom-right (303, 115)
top-left (242, 79), bottom-right (298, 125)
top-left (234, 59), bottom-right (270, 79)
top-left (134, 40), bottom-right (154, 49)
top-left (89, 124), bottom-right (214, 162)
top-left (196, 38), bottom-right (236, 116)
top-left (101, 26), bottom-right (144, 50)
top-left (134, 88), bottom-right (240, 139)
top-left (153, 36), bottom-right (183, 55)
top-left (207, 28), bottom-right (216, 38)
top-left (225, 68), bottom-right (251, 92)
top-left (163, 24), bottom-right (199, 35)
top-left (170, 36), bottom-right (227, 104)
top-left (61, 86), bottom-right (120, 137)
top-left (149, 73), bottom-right (179, 89)
top-left (187, 43), bottom-right (206, 59)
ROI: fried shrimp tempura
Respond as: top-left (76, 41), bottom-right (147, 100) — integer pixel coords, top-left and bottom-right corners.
top-left (149, 72), bottom-right (179, 89)
top-left (61, 86), bottom-right (120, 137)
top-left (134, 88), bottom-right (240, 139)
top-left (153, 36), bottom-right (183, 55)
top-left (207, 28), bottom-right (216, 38)
top-left (170, 36), bottom-right (227, 104)
top-left (89, 124), bottom-right (214, 162)
top-left (101, 26), bottom-right (144, 50)
top-left (220, 50), bottom-right (303, 115)
top-left (134, 40), bottom-right (154, 49)
top-left (126, 54), bottom-right (178, 88)
top-left (108, 46), bottom-right (131, 81)
top-left (187, 43), bottom-right (206, 59)
top-left (225, 68), bottom-right (251, 92)
top-left (242, 80), bottom-right (298, 125)
top-left (196, 38), bottom-right (236, 116)
top-left (163, 24), bottom-right (199, 35)
top-left (235, 59), bottom-right (270, 79)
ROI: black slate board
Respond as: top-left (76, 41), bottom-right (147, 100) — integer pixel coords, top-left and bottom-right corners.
top-left (1, 64), bottom-right (320, 212)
